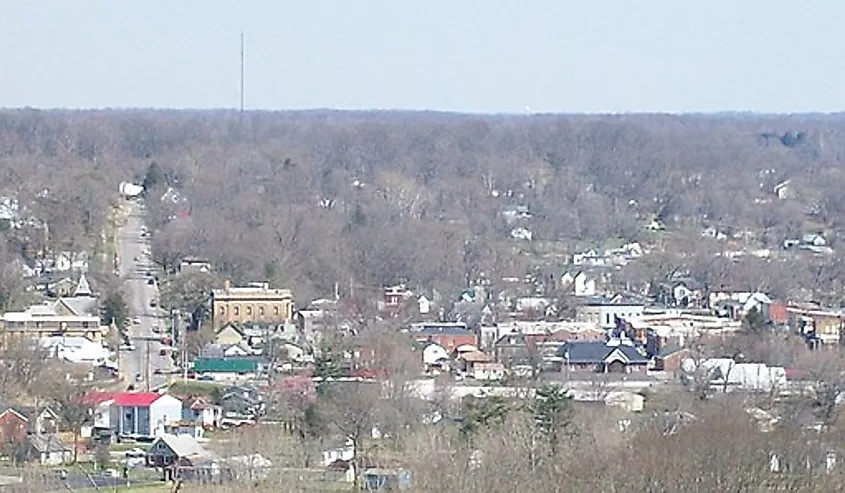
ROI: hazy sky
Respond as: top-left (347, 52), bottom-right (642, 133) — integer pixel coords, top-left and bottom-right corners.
top-left (1, 0), bottom-right (843, 113)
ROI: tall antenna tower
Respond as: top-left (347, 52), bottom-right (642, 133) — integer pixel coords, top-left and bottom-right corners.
top-left (239, 31), bottom-right (245, 114)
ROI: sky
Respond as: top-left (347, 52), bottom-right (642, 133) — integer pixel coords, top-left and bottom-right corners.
top-left (1, 0), bottom-right (843, 114)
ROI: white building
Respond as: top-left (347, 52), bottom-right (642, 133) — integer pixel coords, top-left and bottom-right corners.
top-left (576, 301), bottom-right (646, 329)
top-left (39, 336), bottom-right (110, 366)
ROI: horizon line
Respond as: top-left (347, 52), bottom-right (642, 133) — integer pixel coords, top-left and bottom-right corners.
top-left (1, 106), bottom-right (844, 118)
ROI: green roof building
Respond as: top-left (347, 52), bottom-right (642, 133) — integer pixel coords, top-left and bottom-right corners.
top-left (193, 358), bottom-right (261, 374)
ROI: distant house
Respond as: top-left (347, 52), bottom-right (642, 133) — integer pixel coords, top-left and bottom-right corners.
top-left (183, 398), bottom-right (221, 429)
top-left (46, 277), bottom-right (76, 298)
top-left (660, 279), bottom-right (703, 308)
top-left (147, 434), bottom-right (216, 480)
top-left (383, 284), bottom-right (413, 308)
top-left (218, 386), bottom-right (264, 421)
top-left (0, 405), bottom-right (59, 441)
top-left (774, 180), bottom-right (793, 200)
top-left (21, 434), bottom-right (71, 465)
top-left (561, 271), bottom-right (597, 297)
top-left (558, 338), bottom-right (650, 373)
top-left (417, 295), bottom-right (431, 315)
top-left (112, 393), bottom-right (183, 438)
top-left (0, 409), bottom-right (28, 451)
top-left (178, 257), bottom-right (212, 274)
top-left (215, 323), bottom-right (246, 347)
top-left (54, 251), bottom-right (89, 273)
top-left (322, 439), bottom-right (355, 467)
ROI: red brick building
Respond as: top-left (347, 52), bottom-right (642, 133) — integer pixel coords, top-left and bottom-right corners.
top-left (412, 325), bottom-right (478, 352)
top-left (0, 409), bottom-right (28, 446)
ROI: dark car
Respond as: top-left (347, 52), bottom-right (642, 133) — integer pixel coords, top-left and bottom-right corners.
top-left (147, 278), bottom-right (155, 285)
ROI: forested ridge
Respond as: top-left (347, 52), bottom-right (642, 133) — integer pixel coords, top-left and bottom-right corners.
top-left (3, 109), bottom-right (845, 301)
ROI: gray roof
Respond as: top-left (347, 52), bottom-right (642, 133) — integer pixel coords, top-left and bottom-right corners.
top-left (415, 325), bottom-right (473, 336)
top-left (153, 434), bottom-right (214, 459)
top-left (59, 296), bottom-right (98, 316)
top-left (558, 340), bottom-right (650, 364)
top-left (27, 434), bottom-right (69, 453)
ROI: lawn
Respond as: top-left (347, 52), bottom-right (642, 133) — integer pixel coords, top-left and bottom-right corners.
top-left (168, 380), bottom-right (226, 398)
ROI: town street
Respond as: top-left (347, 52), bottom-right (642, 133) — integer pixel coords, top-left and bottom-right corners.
top-left (116, 201), bottom-right (173, 390)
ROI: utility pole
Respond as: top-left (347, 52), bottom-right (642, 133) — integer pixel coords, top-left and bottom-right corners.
top-left (144, 339), bottom-right (151, 392)
top-left (179, 310), bottom-right (188, 382)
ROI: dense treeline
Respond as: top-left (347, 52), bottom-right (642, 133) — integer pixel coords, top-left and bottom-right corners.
top-left (4, 110), bottom-right (845, 300)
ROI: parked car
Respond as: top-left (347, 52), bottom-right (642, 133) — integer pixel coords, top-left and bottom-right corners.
top-left (125, 448), bottom-right (146, 458)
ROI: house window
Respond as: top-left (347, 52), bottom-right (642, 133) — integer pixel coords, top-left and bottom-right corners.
top-left (82, 322), bottom-right (90, 329)
top-left (233, 306), bottom-right (240, 316)
top-left (35, 322), bottom-right (43, 329)
top-left (274, 306), bottom-right (280, 316)
top-left (219, 306), bottom-right (226, 315)
top-left (259, 306), bottom-right (265, 316)
top-left (246, 306), bottom-right (253, 316)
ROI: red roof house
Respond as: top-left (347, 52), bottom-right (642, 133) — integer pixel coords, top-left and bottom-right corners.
top-left (110, 392), bottom-right (183, 438)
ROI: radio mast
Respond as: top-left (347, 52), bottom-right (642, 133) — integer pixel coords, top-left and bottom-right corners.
top-left (239, 31), bottom-right (245, 114)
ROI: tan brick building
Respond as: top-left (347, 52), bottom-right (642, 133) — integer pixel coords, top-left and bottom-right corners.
top-left (211, 281), bottom-right (294, 329)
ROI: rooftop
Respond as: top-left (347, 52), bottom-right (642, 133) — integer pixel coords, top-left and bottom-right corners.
top-left (212, 282), bottom-right (292, 300)
top-left (112, 392), bottom-right (165, 407)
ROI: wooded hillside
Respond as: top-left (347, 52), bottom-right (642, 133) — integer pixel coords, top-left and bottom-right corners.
top-left (3, 110), bottom-right (845, 301)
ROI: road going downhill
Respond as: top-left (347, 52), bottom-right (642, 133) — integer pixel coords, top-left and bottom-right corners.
top-left (116, 201), bottom-right (173, 390)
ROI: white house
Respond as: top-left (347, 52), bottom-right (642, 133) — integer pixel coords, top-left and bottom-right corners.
top-left (418, 295), bottom-right (431, 315)
top-left (184, 398), bottom-right (221, 429)
top-left (322, 439), bottom-right (355, 467)
top-left (54, 252), bottom-right (89, 273)
top-left (573, 272), bottom-right (596, 297)
top-left (560, 271), bottom-right (597, 297)
top-left (421, 343), bottom-right (449, 368)
top-left (110, 392), bottom-right (183, 438)
top-left (774, 180), bottom-right (792, 200)
top-left (24, 435), bottom-right (72, 466)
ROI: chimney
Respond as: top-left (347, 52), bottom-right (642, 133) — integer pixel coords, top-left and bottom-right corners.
top-left (224, 279), bottom-right (231, 291)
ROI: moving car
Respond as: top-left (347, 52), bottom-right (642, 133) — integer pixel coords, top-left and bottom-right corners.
top-left (149, 300), bottom-right (157, 308)
top-left (119, 344), bottom-right (136, 352)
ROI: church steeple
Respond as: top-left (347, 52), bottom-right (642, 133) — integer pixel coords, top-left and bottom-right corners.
top-left (74, 273), bottom-right (92, 297)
